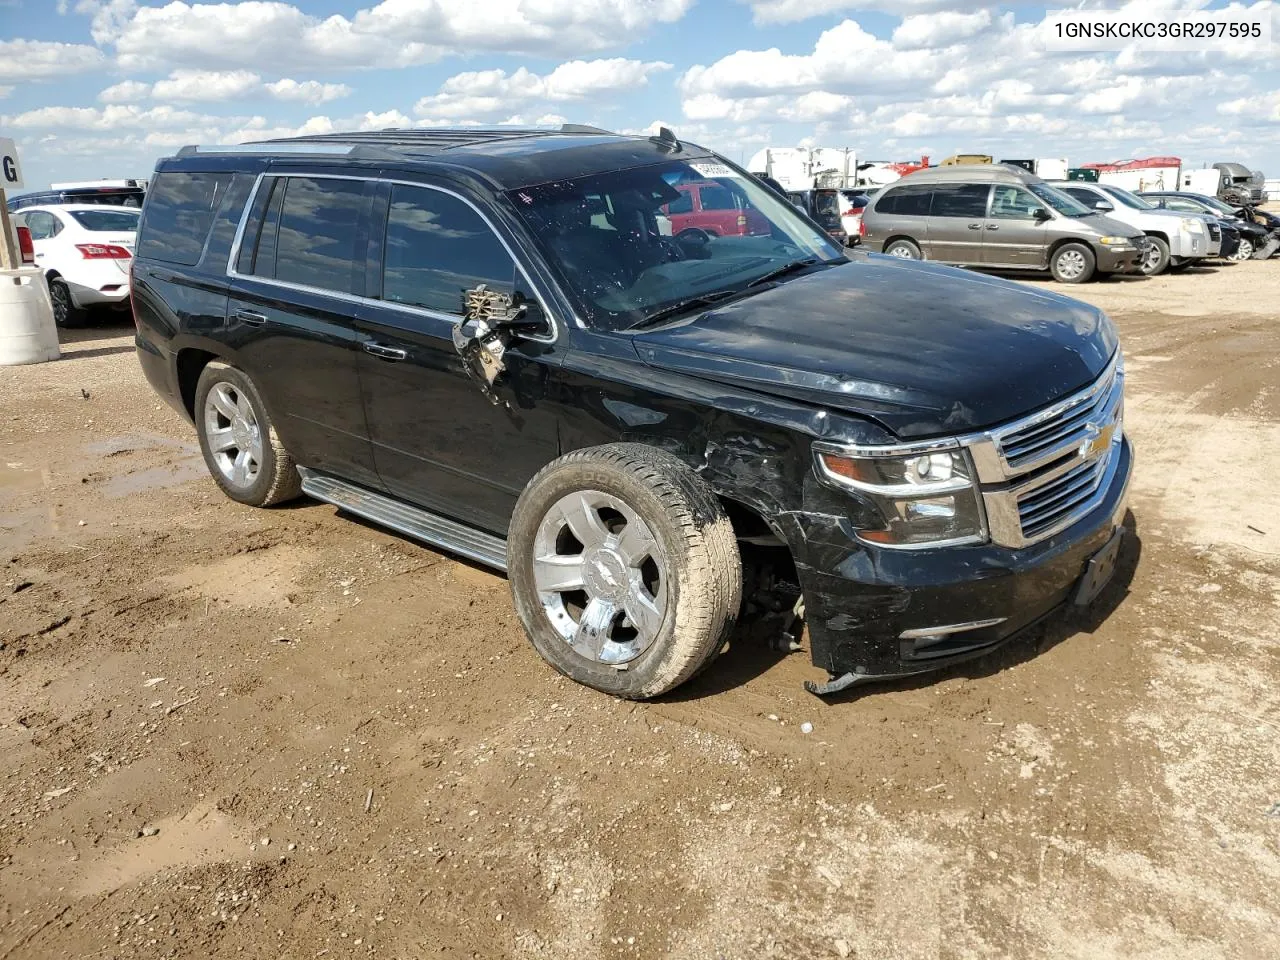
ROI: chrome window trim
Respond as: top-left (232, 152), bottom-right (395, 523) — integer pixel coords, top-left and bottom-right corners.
top-left (225, 171), bottom-right (563, 345)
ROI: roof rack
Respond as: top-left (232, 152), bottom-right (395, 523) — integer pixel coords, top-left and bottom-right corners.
top-left (175, 141), bottom-right (400, 160)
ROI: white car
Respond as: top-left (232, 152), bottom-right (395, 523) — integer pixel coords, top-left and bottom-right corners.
top-left (10, 204), bottom-right (139, 326)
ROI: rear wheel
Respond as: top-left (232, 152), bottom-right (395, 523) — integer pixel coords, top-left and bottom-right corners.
top-left (676, 228), bottom-right (712, 244)
top-left (1140, 236), bottom-right (1170, 275)
top-left (507, 444), bottom-right (741, 699)
top-left (47, 277), bottom-right (86, 328)
top-left (1050, 243), bottom-right (1096, 283)
top-left (884, 238), bottom-right (922, 260)
top-left (194, 361), bottom-right (302, 507)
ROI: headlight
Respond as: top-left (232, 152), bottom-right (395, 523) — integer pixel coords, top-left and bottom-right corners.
top-left (1181, 218), bottom-right (1204, 232)
top-left (1097, 236), bottom-right (1133, 246)
top-left (814, 444), bottom-right (986, 548)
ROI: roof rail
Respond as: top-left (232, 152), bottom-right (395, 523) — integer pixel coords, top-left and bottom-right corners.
top-left (176, 141), bottom-right (399, 160)
top-left (559, 123), bottom-right (614, 135)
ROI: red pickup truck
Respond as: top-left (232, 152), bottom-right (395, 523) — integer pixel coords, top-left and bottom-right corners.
top-left (660, 179), bottom-right (771, 240)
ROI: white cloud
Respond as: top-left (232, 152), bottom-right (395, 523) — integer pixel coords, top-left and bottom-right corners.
top-left (742, 0), bottom-right (978, 26)
top-left (153, 68), bottom-right (261, 101)
top-left (1220, 90), bottom-right (1280, 123)
top-left (0, 38), bottom-right (107, 81)
top-left (93, 0), bottom-right (692, 71)
top-left (5, 103), bottom-right (210, 131)
top-left (415, 59), bottom-right (671, 120)
top-left (98, 79), bottom-right (151, 103)
top-left (891, 10), bottom-right (994, 50)
top-left (264, 78), bottom-right (351, 104)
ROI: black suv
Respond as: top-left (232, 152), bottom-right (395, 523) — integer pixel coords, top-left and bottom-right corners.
top-left (133, 127), bottom-right (1132, 699)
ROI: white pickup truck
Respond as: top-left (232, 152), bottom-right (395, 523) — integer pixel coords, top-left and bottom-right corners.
top-left (1050, 180), bottom-right (1217, 275)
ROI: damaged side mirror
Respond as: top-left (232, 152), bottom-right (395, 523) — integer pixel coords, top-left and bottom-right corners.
top-left (451, 285), bottom-right (549, 406)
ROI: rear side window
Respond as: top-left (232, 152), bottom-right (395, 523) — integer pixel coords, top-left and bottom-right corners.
top-left (22, 211), bottom-right (62, 240)
top-left (246, 177), bottom-right (367, 295)
top-left (137, 171), bottom-right (231, 265)
top-left (381, 184), bottom-right (514, 316)
top-left (875, 185), bottom-right (931, 216)
top-left (930, 183), bottom-right (990, 218)
top-left (699, 185), bottom-right (737, 211)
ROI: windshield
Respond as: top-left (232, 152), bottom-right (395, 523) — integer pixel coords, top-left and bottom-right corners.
top-left (507, 158), bottom-right (844, 331)
top-left (1102, 186), bottom-right (1155, 210)
top-left (69, 209), bottom-right (141, 232)
top-left (1195, 195), bottom-right (1238, 215)
top-left (1028, 182), bottom-right (1092, 217)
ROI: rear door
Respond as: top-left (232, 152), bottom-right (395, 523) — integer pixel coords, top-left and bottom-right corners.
top-left (925, 183), bottom-right (990, 262)
top-left (227, 172), bottom-right (382, 488)
top-left (983, 184), bottom-right (1051, 266)
top-left (354, 180), bottom-right (563, 534)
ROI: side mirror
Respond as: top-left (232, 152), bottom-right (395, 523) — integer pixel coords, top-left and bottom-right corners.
top-left (494, 295), bottom-right (549, 336)
top-left (1031, 207), bottom-right (1052, 221)
top-left (1094, 200), bottom-right (1114, 212)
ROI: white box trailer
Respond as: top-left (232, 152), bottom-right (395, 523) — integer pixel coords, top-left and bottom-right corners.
top-left (746, 147), bottom-right (856, 191)
top-left (1087, 157), bottom-right (1182, 192)
top-left (1181, 168), bottom-right (1222, 197)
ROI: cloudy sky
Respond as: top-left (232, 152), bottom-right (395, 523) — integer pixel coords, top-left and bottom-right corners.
top-left (1, 0), bottom-right (1277, 191)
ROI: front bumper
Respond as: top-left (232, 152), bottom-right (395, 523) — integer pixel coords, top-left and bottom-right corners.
top-left (793, 436), bottom-right (1133, 686)
top-left (1095, 243), bottom-right (1144, 274)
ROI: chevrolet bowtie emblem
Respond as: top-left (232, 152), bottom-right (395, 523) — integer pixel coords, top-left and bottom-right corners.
top-left (1080, 421), bottom-right (1115, 460)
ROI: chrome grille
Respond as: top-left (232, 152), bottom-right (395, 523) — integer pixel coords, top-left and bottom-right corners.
top-left (1016, 456), bottom-right (1109, 541)
top-left (993, 358), bottom-right (1121, 473)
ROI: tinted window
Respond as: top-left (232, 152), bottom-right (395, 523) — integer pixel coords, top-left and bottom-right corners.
top-left (137, 171), bottom-right (231, 265)
top-left (269, 177), bottom-right (366, 294)
top-left (69, 209), bottom-right (141, 232)
top-left (382, 184), bottom-right (514, 316)
top-left (1061, 187), bottom-right (1100, 207)
top-left (22, 211), bottom-right (61, 240)
top-left (699, 185), bottom-right (736, 211)
top-left (930, 183), bottom-right (990, 218)
top-left (812, 191), bottom-right (839, 217)
top-left (989, 186), bottom-right (1043, 219)
top-left (666, 190), bottom-right (693, 214)
top-left (875, 185), bottom-right (931, 216)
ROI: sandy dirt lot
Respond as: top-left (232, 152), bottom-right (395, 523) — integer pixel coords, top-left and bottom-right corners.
top-left (2, 257), bottom-right (1278, 960)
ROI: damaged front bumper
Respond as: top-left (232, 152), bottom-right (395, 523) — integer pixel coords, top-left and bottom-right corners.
top-left (791, 437), bottom-right (1133, 695)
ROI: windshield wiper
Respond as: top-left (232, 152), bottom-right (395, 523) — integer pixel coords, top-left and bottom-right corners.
top-left (629, 289), bottom-right (741, 330)
top-left (745, 258), bottom-right (822, 288)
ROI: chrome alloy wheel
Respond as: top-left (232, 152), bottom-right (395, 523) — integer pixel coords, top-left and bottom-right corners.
top-left (1141, 242), bottom-right (1163, 273)
top-left (1056, 248), bottom-right (1087, 280)
top-left (1231, 237), bottom-right (1254, 262)
top-left (203, 381), bottom-right (263, 489)
top-left (49, 281), bottom-right (70, 325)
top-left (533, 490), bottom-right (668, 665)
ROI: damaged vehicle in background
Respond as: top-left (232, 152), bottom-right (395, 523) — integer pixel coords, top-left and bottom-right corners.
top-left (132, 126), bottom-right (1131, 699)
top-left (1139, 191), bottom-right (1273, 262)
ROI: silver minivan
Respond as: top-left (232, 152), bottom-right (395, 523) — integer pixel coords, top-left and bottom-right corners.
top-left (861, 164), bottom-right (1147, 283)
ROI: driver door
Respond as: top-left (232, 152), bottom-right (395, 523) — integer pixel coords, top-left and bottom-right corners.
top-left (355, 181), bottom-right (564, 535)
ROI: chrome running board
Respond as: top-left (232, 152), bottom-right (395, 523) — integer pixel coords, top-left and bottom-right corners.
top-left (299, 469), bottom-right (508, 571)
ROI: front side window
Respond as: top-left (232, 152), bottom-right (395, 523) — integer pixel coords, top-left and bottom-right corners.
top-left (507, 157), bottom-right (843, 331)
top-left (1061, 187), bottom-right (1102, 208)
top-left (664, 190), bottom-right (693, 214)
top-left (930, 183), bottom-right (990, 218)
top-left (1164, 198), bottom-right (1203, 213)
top-left (257, 177), bottom-right (366, 294)
top-left (989, 186), bottom-right (1044, 219)
top-left (1028, 182), bottom-right (1093, 217)
top-left (698, 185), bottom-right (737, 211)
top-left (1102, 186), bottom-right (1156, 210)
top-left (381, 184), bottom-right (514, 316)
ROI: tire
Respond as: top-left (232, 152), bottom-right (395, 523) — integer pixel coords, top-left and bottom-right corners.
top-left (1050, 242), bottom-right (1096, 283)
top-left (676, 228), bottom-right (712, 243)
top-left (507, 443), bottom-right (742, 700)
top-left (193, 361), bottom-right (302, 507)
top-left (1231, 237), bottom-right (1255, 262)
top-left (47, 277), bottom-right (86, 328)
top-left (1140, 236), bottom-right (1170, 276)
top-left (884, 238), bottom-right (922, 260)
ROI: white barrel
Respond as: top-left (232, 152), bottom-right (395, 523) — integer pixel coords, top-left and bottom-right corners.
top-left (0, 267), bottom-right (60, 365)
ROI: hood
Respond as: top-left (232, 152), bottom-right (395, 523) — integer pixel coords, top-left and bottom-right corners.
top-left (1083, 212), bottom-right (1146, 238)
top-left (632, 255), bottom-right (1117, 439)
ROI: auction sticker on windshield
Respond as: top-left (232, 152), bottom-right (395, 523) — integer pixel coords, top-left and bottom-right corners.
top-left (689, 162), bottom-right (742, 179)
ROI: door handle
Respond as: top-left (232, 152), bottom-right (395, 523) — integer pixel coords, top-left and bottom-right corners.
top-left (235, 308), bottom-right (267, 326)
top-left (987, 224), bottom-right (1000, 231)
top-left (967, 223), bottom-right (982, 230)
top-left (364, 341), bottom-right (408, 361)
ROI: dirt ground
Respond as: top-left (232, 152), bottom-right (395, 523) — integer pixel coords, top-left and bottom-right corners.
top-left (2, 256), bottom-right (1278, 960)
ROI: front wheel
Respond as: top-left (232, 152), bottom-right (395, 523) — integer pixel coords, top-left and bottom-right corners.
top-left (884, 238), bottom-right (922, 260)
top-left (1230, 237), bottom-right (1255, 261)
top-left (1050, 242), bottom-right (1096, 283)
top-left (1140, 236), bottom-right (1170, 275)
top-left (194, 361), bottom-right (302, 507)
top-left (507, 444), bottom-right (742, 700)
